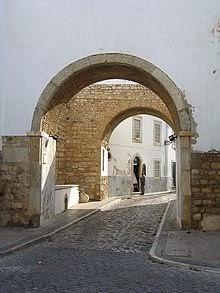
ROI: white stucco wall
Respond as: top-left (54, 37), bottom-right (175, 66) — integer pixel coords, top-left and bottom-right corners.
top-left (101, 146), bottom-right (108, 177)
top-left (1, 0), bottom-right (220, 151)
top-left (108, 115), bottom-right (176, 178)
top-left (166, 125), bottom-right (176, 182)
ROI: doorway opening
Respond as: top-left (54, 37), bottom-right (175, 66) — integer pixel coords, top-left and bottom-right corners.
top-left (133, 156), bottom-right (142, 192)
top-left (172, 161), bottom-right (176, 188)
top-left (107, 112), bottom-right (176, 197)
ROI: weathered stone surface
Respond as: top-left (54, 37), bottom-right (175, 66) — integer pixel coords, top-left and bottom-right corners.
top-left (201, 214), bottom-right (220, 231)
top-left (0, 135), bottom-right (57, 227)
top-left (108, 176), bottom-right (133, 197)
top-left (0, 137), bottom-right (31, 227)
top-left (79, 189), bottom-right (89, 203)
top-left (191, 152), bottom-right (220, 230)
top-left (192, 213), bottom-right (202, 221)
top-left (3, 147), bottom-right (29, 163)
top-left (42, 84), bottom-right (173, 200)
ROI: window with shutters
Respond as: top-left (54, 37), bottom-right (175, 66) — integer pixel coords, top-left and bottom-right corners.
top-left (132, 116), bottom-right (142, 143)
top-left (153, 120), bottom-right (161, 145)
top-left (154, 159), bottom-right (161, 178)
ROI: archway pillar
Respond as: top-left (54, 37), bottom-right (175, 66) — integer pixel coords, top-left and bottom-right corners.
top-left (27, 131), bottom-right (56, 227)
top-left (29, 53), bottom-right (197, 229)
top-left (176, 132), bottom-right (193, 229)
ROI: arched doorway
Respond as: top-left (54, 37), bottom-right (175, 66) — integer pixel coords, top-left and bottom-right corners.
top-left (29, 53), bottom-right (197, 229)
top-left (133, 156), bottom-right (142, 192)
top-left (101, 105), bottom-right (176, 198)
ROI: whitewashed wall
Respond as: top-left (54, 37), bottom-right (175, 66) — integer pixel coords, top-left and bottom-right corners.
top-left (101, 146), bottom-right (108, 177)
top-left (108, 115), bottom-right (175, 179)
top-left (166, 125), bottom-right (176, 184)
top-left (1, 0), bottom-right (220, 151)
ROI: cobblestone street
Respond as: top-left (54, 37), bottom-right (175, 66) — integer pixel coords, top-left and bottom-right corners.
top-left (0, 194), bottom-right (219, 292)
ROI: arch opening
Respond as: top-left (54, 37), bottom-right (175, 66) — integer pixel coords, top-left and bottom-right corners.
top-left (104, 112), bottom-right (176, 198)
top-left (133, 156), bottom-right (142, 192)
top-left (31, 53), bottom-right (196, 137)
top-left (30, 53), bottom-right (196, 229)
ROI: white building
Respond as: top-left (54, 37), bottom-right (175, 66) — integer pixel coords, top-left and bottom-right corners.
top-left (108, 115), bottom-right (176, 196)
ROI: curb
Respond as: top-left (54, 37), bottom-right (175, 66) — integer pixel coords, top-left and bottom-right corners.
top-left (0, 198), bottom-right (121, 257)
top-left (149, 201), bottom-right (220, 274)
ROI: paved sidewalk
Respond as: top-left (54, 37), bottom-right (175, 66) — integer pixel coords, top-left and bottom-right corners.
top-left (150, 200), bottom-right (220, 272)
top-left (0, 197), bottom-right (120, 256)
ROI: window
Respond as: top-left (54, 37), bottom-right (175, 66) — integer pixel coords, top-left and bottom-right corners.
top-left (154, 159), bottom-right (161, 178)
top-left (153, 120), bottom-right (161, 145)
top-left (132, 116), bottom-right (142, 143)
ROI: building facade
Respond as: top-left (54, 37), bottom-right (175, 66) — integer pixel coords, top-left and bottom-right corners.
top-left (108, 115), bottom-right (176, 196)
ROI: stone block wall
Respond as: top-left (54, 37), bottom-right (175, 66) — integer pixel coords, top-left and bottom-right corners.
top-left (0, 134), bottom-right (57, 227)
top-left (191, 152), bottom-right (220, 230)
top-left (0, 137), bottom-right (31, 226)
top-left (100, 176), bottom-right (109, 199)
top-left (42, 104), bottom-right (66, 185)
top-left (42, 84), bottom-right (172, 200)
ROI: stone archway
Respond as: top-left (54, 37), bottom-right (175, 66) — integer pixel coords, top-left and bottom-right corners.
top-left (42, 84), bottom-right (175, 200)
top-left (30, 53), bottom-right (197, 229)
top-left (31, 53), bottom-right (196, 134)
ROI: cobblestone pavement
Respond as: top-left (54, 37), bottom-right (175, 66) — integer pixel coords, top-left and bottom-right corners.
top-left (0, 194), bottom-right (219, 293)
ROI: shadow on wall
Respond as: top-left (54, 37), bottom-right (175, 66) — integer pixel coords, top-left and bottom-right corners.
top-left (40, 154), bottom-right (56, 226)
